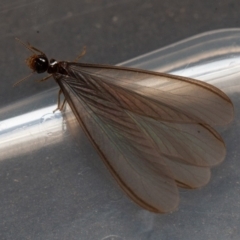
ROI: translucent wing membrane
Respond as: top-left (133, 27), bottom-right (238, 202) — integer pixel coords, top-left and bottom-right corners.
top-left (68, 63), bottom-right (233, 125)
top-left (57, 76), bottom-right (179, 213)
top-left (53, 63), bottom-right (233, 213)
top-left (132, 116), bottom-right (226, 167)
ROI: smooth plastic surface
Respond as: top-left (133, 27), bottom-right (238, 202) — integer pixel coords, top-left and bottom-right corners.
top-left (1, 29), bottom-right (240, 240)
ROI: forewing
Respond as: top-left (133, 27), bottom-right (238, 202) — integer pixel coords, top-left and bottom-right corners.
top-left (66, 62), bottom-right (228, 173)
top-left (53, 62), bottom-right (232, 212)
top-left (67, 63), bottom-right (234, 126)
top-left (56, 74), bottom-right (179, 213)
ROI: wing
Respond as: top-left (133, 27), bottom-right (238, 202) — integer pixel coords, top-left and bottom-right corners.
top-left (64, 62), bottom-right (230, 167)
top-left (57, 75), bottom-right (179, 213)
top-left (66, 63), bottom-right (234, 126)
top-left (53, 62), bottom-right (233, 212)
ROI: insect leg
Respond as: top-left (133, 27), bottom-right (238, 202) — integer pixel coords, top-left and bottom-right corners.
top-left (37, 74), bottom-right (53, 82)
top-left (74, 46), bottom-right (87, 62)
top-left (53, 89), bottom-right (67, 113)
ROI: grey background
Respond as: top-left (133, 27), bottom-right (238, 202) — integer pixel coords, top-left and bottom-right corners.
top-left (0, 1), bottom-right (240, 240)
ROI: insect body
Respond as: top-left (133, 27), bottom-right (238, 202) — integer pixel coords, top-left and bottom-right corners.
top-left (16, 39), bottom-right (234, 213)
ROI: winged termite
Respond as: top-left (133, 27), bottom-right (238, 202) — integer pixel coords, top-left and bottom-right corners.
top-left (15, 38), bottom-right (234, 213)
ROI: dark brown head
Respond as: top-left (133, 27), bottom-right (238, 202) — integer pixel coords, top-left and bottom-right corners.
top-left (14, 38), bottom-right (56, 86)
top-left (26, 54), bottom-right (49, 73)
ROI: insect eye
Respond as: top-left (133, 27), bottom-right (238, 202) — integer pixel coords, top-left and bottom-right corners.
top-left (35, 56), bottom-right (49, 73)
